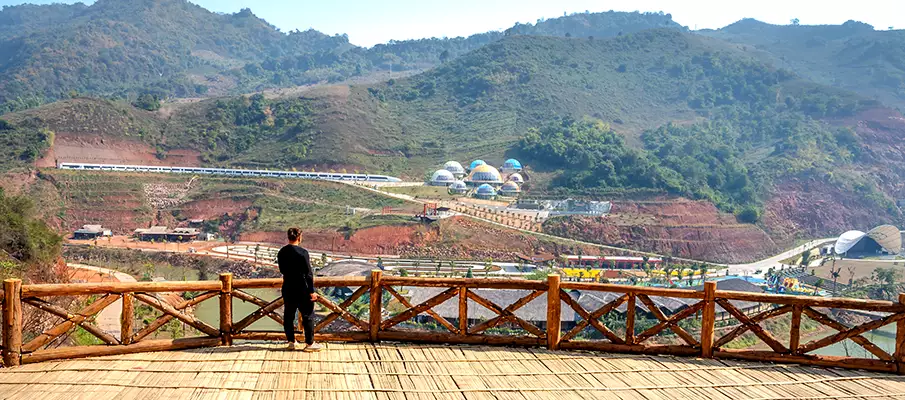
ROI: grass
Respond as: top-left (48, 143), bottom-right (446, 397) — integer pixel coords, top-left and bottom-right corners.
top-left (383, 185), bottom-right (460, 201)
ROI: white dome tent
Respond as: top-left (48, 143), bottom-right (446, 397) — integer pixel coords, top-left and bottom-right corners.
top-left (834, 225), bottom-right (902, 255)
top-left (429, 169), bottom-right (456, 186)
top-left (444, 161), bottom-right (466, 178)
top-left (448, 180), bottom-right (468, 195)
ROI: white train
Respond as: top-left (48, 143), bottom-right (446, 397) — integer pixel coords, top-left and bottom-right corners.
top-left (57, 162), bottom-right (402, 182)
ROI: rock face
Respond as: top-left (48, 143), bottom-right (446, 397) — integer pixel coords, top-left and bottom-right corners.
top-left (543, 199), bottom-right (778, 264)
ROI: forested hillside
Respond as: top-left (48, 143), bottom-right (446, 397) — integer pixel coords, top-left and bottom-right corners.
top-left (701, 19), bottom-right (905, 110)
top-left (0, 0), bottom-right (682, 113)
top-left (371, 31), bottom-right (886, 218)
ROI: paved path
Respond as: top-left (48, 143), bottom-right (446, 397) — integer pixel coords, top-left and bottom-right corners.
top-left (67, 264), bottom-right (137, 340)
top-left (725, 238), bottom-right (836, 277)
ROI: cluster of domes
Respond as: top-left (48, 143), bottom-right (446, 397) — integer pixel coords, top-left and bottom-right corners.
top-left (429, 158), bottom-right (527, 199)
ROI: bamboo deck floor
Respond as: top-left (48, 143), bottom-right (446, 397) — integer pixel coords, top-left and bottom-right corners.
top-left (2, 342), bottom-right (905, 400)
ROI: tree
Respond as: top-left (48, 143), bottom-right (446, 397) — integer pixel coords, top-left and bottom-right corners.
top-left (466, 267), bottom-right (474, 278)
top-left (321, 253), bottom-right (328, 267)
top-left (700, 264), bottom-right (709, 282)
top-left (663, 264), bottom-right (673, 285)
top-left (399, 268), bottom-right (408, 277)
top-left (736, 206), bottom-right (760, 223)
top-left (439, 50), bottom-right (450, 63)
top-left (134, 93), bottom-right (161, 111)
top-left (814, 278), bottom-right (824, 295)
top-left (830, 266), bottom-right (841, 297)
top-left (791, 18), bottom-right (800, 26)
top-left (800, 250), bottom-right (811, 266)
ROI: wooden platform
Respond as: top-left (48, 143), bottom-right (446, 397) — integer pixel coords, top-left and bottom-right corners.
top-left (2, 343), bottom-right (905, 400)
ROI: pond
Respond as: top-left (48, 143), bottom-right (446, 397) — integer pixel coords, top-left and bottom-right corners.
top-left (195, 288), bottom-right (283, 331)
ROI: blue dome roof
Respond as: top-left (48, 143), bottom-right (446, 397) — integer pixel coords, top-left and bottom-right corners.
top-left (503, 159), bottom-right (522, 169)
top-left (469, 160), bottom-right (486, 170)
top-left (476, 184), bottom-right (496, 195)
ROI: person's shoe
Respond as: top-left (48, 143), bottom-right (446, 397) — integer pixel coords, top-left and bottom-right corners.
top-left (303, 342), bottom-right (324, 352)
top-left (287, 342), bottom-right (301, 350)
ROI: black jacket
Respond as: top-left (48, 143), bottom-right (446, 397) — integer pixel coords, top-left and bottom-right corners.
top-left (277, 244), bottom-right (315, 295)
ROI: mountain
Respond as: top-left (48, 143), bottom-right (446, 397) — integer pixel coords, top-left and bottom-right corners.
top-left (700, 19), bottom-right (905, 111)
top-left (7, 31), bottom-right (899, 223)
top-left (0, 1), bottom-right (684, 112)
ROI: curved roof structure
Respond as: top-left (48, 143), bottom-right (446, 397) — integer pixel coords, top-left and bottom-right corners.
top-left (430, 169), bottom-right (456, 185)
top-left (835, 225), bottom-right (902, 255)
top-left (476, 184), bottom-right (497, 196)
top-left (500, 181), bottom-right (521, 195)
top-left (466, 164), bottom-right (503, 185)
top-left (502, 159), bottom-right (522, 170)
top-left (444, 161), bottom-right (465, 176)
top-left (469, 160), bottom-right (486, 170)
top-left (449, 180), bottom-right (468, 194)
top-left (508, 173), bottom-right (524, 183)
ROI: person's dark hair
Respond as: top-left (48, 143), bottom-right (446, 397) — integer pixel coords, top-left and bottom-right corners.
top-left (287, 227), bottom-right (301, 242)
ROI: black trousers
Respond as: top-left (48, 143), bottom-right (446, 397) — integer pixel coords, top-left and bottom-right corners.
top-left (282, 291), bottom-right (315, 344)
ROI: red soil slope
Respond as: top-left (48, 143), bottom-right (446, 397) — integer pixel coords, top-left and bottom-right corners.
top-left (543, 199), bottom-right (778, 263)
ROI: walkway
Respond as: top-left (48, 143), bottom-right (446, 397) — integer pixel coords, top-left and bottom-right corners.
top-left (66, 264), bottom-right (137, 340)
top-left (2, 342), bottom-right (905, 399)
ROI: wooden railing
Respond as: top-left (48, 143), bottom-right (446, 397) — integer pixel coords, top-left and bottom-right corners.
top-left (3, 273), bottom-right (905, 374)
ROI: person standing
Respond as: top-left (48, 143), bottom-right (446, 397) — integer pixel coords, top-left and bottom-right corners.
top-left (277, 227), bottom-right (323, 352)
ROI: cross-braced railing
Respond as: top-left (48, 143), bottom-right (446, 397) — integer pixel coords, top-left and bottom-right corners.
top-left (3, 273), bottom-right (905, 374)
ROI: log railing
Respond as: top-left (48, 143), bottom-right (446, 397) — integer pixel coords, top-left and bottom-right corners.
top-left (3, 273), bottom-right (905, 374)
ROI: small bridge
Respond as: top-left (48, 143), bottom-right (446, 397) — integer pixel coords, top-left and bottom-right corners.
top-left (3, 274), bottom-right (905, 399)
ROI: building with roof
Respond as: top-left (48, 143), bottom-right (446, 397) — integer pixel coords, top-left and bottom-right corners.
top-left (134, 226), bottom-right (199, 242)
top-left (507, 173), bottom-right (525, 184)
top-left (474, 184), bottom-right (497, 199)
top-left (448, 180), bottom-right (468, 195)
top-left (73, 225), bottom-right (112, 240)
top-left (501, 158), bottom-right (523, 174)
top-left (499, 181), bottom-right (521, 197)
top-left (443, 161), bottom-right (466, 179)
top-left (835, 225), bottom-right (902, 256)
top-left (468, 160), bottom-right (486, 171)
top-left (430, 169), bottom-right (456, 186)
top-left (466, 164), bottom-right (504, 186)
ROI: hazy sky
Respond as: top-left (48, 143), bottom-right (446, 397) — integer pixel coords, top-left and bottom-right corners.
top-left (2, 0), bottom-right (904, 47)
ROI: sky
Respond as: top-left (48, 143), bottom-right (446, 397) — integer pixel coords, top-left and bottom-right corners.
top-left (2, 0), bottom-right (904, 47)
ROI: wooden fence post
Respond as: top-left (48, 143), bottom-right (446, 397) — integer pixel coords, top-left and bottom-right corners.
top-left (547, 274), bottom-right (561, 350)
top-left (896, 293), bottom-right (905, 374)
top-left (121, 293), bottom-right (134, 345)
top-left (2, 279), bottom-right (22, 367)
top-left (458, 286), bottom-right (468, 336)
top-left (625, 293), bottom-right (636, 345)
top-left (701, 281), bottom-right (717, 358)
top-left (790, 305), bottom-right (802, 355)
top-left (369, 270), bottom-right (382, 342)
top-left (219, 273), bottom-right (233, 346)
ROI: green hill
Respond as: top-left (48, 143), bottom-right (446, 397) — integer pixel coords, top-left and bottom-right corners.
top-left (370, 31), bottom-right (883, 214)
top-left (5, 28), bottom-right (905, 242)
top-left (700, 19), bottom-right (905, 110)
top-left (0, 1), bottom-right (683, 112)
